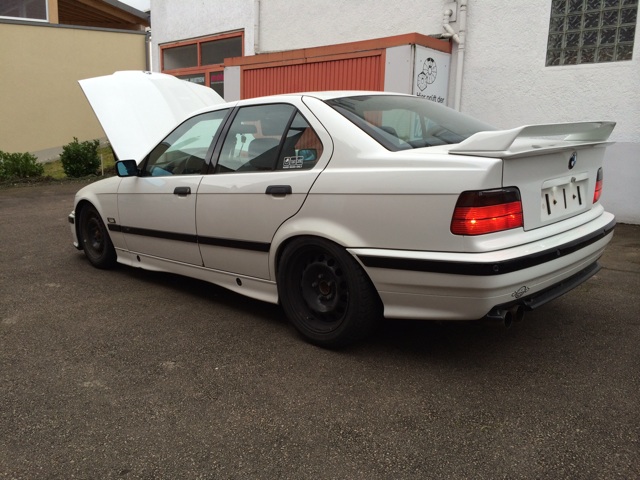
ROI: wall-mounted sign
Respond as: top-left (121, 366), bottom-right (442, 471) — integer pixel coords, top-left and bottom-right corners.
top-left (413, 45), bottom-right (450, 105)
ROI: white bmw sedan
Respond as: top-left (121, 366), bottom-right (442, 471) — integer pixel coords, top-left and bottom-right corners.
top-left (70, 71), bottom-right (615, 347)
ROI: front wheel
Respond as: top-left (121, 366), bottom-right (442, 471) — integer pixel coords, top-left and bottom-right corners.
top-left (277, 237), bottom-right (381, 348)
top-left (78, 204), bottom-right (117, 269)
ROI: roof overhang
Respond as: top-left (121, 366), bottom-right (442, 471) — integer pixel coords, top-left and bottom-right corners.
top-left (57, 0), bottom-right (149, 31)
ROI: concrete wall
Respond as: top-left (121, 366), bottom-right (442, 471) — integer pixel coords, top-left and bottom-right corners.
top-left (459, 0), bottom-right (639, 224)
top-left (462, 2), bottom-right (639, 137)
top-left (0, 22), bottom-right (146, 160)
top-left (258, 0), bottom-right (444, 51)
top-left (600, 144), bottom-right (640, 225)
top-left (150, 0), bottom-right (639, 223)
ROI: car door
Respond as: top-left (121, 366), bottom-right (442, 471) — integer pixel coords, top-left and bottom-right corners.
top-left (196, 101), bottom-right (332, 279)
top-left (117, 109), bottom-right (229, 265)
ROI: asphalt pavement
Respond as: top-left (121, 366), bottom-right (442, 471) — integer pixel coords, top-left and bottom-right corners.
top-left (1, 181), bottom-right (639, 479)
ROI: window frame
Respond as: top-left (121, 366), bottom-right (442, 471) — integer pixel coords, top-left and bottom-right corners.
top-left (140, 109), bottom-right (232, 177)
top-left (0, 0), bottom-right (49, 22)
top-left (546, 0), bottom-right (638, 66)
top-left (208, 103), bottom-right (324, 174)
top-left (160, 31), bottom-right (244, 97)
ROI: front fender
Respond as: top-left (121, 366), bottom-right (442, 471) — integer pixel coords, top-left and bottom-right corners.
top-left (73, 177), bottom-right (123, 249)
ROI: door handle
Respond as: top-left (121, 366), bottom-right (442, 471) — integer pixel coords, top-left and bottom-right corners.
top-left (265, 185), bottom-right (292, 196)
top-left (174, 186), bottom-right (191, 196)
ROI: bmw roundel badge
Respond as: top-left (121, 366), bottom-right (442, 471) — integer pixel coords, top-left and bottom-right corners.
top-left (568, 151), bottom-right (577, 169)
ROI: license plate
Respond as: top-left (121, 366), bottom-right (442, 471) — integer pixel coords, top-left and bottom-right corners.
top-left (541, 177), bottom-right (588, 221)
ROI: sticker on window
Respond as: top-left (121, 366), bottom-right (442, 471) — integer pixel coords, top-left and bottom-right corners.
top-left (283, 156), bottom-right (304, 169)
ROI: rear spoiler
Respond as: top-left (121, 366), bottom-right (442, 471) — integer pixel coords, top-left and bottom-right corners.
top-left (449, 121), bottom-right (616, 158)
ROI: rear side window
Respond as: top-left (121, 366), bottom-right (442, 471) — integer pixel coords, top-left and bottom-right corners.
top-left (281, 112), bottom-right (324, 170)
top-left (215, 104), bottom-right (323, 173)
top-left (326, 95), bottom-right (495, 151)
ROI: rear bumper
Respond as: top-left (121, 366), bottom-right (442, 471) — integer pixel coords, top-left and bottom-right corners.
top-left (351, 213), bottom-right (615, 320)
top-left (494, 260), bottom-right (601, 312)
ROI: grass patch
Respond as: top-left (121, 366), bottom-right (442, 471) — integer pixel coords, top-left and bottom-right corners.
top-left (42, 161), bottom-right (66, 179)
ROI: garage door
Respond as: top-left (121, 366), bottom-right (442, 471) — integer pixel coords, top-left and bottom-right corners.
top-left (242, 51), bottom-right (383, 98)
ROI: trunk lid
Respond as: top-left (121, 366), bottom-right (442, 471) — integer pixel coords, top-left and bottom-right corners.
top-left (79, 71), bottom-right (225, 162)
top-left (449, 122), bottom-right (615, 230)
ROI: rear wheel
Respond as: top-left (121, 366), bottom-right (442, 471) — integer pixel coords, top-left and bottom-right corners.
top-left (78, 204), bottom-right (116, 269)
top-left (278, 237), bottom-right (381, 348)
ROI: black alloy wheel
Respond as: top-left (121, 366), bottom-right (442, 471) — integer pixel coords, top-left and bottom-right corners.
top-left (278, 237), bottom-right (381, 348)
top-left (79, 204), bottom-right (117, 269)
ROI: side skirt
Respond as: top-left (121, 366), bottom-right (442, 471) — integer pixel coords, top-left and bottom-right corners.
top-left (115, 249), bottom-right (279, 305)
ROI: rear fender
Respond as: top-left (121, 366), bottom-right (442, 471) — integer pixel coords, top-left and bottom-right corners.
top-left (270, 216), bottom-right (369, 279)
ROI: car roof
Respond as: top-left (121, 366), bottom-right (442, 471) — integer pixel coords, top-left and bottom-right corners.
top-left (257, 90), bottom-right (413, 101)
top-left (195, 90), bottom-right (415, 115)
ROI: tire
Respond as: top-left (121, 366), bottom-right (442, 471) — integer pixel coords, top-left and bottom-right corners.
top-left (277, 237), bottom-right (381, 348)
top-left (78, 204), bottom-right (117, 269)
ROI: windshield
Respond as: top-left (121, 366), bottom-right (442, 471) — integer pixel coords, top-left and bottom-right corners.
top-left (325, 95), bottom-right (496, 151)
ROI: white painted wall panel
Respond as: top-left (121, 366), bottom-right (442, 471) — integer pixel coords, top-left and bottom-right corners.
top-left (223, 66), bottom-right (241, 101)
top-left (460, 0), bottom-right (639, 223)
top-left (601, 143), bottom-right (640, 225)
top-left (384, 45), bottom-right (414, 94)
top-left (259, 0), bottom-right (444, 51)
top-left (461, 1), bottom-right (639, 145)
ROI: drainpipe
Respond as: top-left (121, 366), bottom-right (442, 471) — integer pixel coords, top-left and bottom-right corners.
top-left (254, 0), bottom-right (260, 54)
top-left (145, 27), bottom-right (153, 71)
top-left (442, 0), bottom-right (467, 111)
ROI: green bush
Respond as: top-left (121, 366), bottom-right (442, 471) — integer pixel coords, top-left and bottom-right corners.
top-left (60, 137), bottom-right (101, 178)
top-left (0, 150), bottom-right (44, 180)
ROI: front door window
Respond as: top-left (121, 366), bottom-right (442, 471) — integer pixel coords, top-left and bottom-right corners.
top-left (143, 110), bottom-right (229, 176)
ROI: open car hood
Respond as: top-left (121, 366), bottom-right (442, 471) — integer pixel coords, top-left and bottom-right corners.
top-left (79, 71), bottom-right (225, 162)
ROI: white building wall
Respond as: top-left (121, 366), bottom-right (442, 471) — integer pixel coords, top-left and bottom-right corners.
top-left (149, 0), bottom-right (639, 223)
top-left (460, 0), bottom-right (639, 224)
top-left (258, 0), bottom-right (445, 51)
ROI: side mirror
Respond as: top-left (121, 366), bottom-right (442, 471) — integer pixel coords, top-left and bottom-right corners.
top-left (116, 160), bottom-right (139, 177)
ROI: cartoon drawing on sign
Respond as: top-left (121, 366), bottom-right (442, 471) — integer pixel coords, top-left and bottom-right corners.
top-left (416, 57), bottom-right (437, 91)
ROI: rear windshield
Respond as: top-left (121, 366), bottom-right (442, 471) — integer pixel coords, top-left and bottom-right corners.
top-left (325, 95), bottom-right (495, 151)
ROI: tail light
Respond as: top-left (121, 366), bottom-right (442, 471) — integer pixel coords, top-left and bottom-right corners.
top-left (593, 167), bottom-right (603, 203)
top-left (451, 188), bottom-right (523, 236)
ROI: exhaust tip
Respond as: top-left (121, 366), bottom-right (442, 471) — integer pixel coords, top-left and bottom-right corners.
top-left (504, 310), bottom-right (514, 328)
top-left (483, 305), bottom-right (524, 328)
top-left (483, 309), bottom-right (511, 328)
top-left (510, 305), bottom-right (525, 323)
